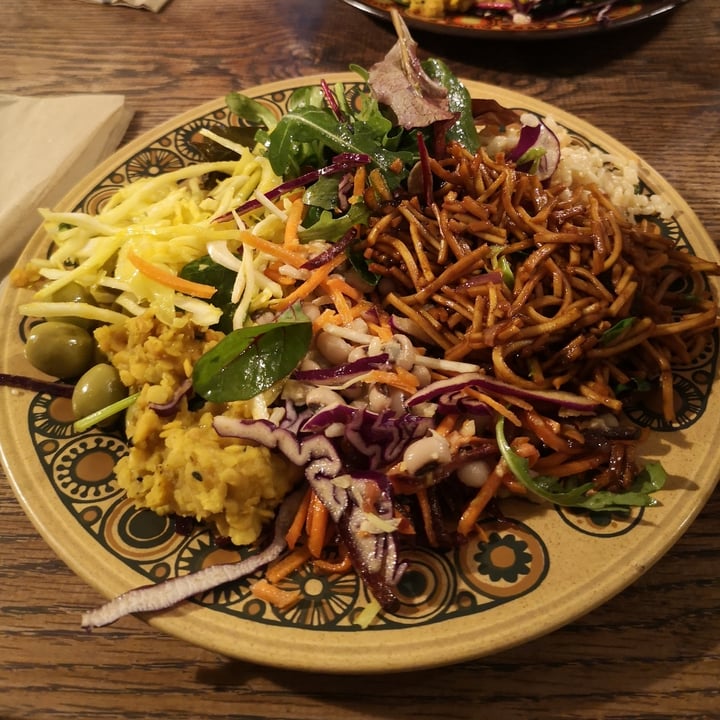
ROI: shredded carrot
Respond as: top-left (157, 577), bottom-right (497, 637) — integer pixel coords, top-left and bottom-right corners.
top-left (388, 472), bottom-right (421, 496)
top-left (366, 321), bottom-right (394, 342)
top-left (534, 453), bottom-right (608, 478)
top-left (348, 299), bottom-right (375, 321)
top-left (314, 300), bottom-right (376, 333)
top-left (364, 302), bottom-right (395, 342)
top-left (238, 230), bottom-right (307, 268)
top-left (272, 253), bottom-right (346, 312)
top-left (263, 261), bottom-right (297, 286)
top-left (312, 308), bottom-right (339, 332)
top-left (283, 197), bottom-right (305, 249)
top-left (313, 549), bottom-right (353, 575)
top-left (501, 473), bottom-right (528, 495)
top-left (251, 579), bottom-right (301, 610)
top-left (266, 545), bottom-right (312, 584)
top-left (322, 278), bottom-right (354, 325)
top-left (285, 487), bottom-right (312, 550)
top-left (475, 524), bottom-right (490, 544)
top-left (323, 276), bottom-right (362, 302)
top-left (464, 387), bottom-right (522, 426)
top-left (521, 409), bottom-right (574, 453)
top-left (396, 366), bottom-right (421, 392)
top-left (532, 451), bottom-right (570, 471)
top-left (457, 466), bottom-right (504, 536)
top-left (435, 413), bottom-right (459, 437)
top-left (351, 165), bottom-right (367, 201)
top-left (126, 249), bottom-right (216, 299)
top-left (306, 491), bottom-right (329, 558)
top-left (364, 368), bottom-right (419, 395)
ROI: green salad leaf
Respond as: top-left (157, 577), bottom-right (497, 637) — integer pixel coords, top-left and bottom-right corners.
top-left (495, 416), bottom-right (667, 511)
top-left (422, 58), bottom-right (480, 154)
top-left (298, 201), bottom-right (370, 244)
top-left (265, 105), bottom-right (413, 184)
top-left (601, 317), bottom-right (636, 345)
top-left (193, 306), bottom-right (312, 402)
top-left (225, 91), bottom-right (279, 131)
top-left (179, 255), bottom-right (238, 333)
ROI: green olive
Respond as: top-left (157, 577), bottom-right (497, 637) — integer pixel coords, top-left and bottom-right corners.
top-left (72, 363), bottom-right (128, 422)
top-left (25, 321), bottom-right (95, 378)
top-left (51, 282), bottom-right (96, 329)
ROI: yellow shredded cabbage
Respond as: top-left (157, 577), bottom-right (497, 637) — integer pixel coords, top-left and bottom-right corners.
top-left (21, 146), bottom-right (289, 329)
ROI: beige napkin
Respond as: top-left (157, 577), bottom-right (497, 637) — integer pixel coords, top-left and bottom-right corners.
top-left (78, 0), bottom-right (171, 11)
top-left (0, 94), bottom-right (133, 279)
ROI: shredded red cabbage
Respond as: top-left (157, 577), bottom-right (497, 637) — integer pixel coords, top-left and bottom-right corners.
top-left (337, 472), bottom-right (404, 612)
top-left (147, 378), bottom-right (193, 416)
top-left (81, 488), bottom-right (304, 629)
top-left (0, 373), bottom-right (74, 397)
top-left (213, 153), bottom-right (371, 223)
top-left (301, 227), bottom-right (358, 270)
top-left (212, 398), bottom-right (435, 610)
top-left (292, 352), bottom-right (391, 384)
top-left (213, 415), bottom-right (348, 521)
top-left (506, 116), bottom-right (560, 182)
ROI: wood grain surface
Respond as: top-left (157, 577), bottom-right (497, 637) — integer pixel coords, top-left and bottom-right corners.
top-left (1, 1), bottom-right (719, 718)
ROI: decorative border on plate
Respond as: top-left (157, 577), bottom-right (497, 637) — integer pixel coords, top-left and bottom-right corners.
top-left (19, 82), bottom-right (717, 631)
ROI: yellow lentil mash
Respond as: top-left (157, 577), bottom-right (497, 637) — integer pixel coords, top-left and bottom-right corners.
top-left (95, 311), bottom-right (301, 546)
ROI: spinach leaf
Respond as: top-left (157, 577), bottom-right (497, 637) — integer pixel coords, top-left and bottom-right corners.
top-left (298, 201), bottom-right (370, 244)
top-left (179, 255), bottom-right (238, 333)
top-left (347, 243), bottom-right (380, 287)
top-left (192, 307), bottom-right (312, 402)
top-left (302, 175), bottom-right (341, 211)
top-left (422, 58), bottom-right (480, 154)
top-left (495, 416), bottom-right (666, 511)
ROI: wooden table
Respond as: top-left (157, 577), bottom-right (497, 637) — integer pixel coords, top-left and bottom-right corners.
top-left (1, 1), bottom-right (719, 717)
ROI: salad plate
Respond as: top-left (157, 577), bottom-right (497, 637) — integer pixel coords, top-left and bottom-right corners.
top-left (1, 73), bottom-right (719, 673)
top-left (340, 0), bottom-right (687, 39)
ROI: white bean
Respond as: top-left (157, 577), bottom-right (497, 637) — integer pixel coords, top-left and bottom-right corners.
top-left (301, 302), bottom-right (321, 321)
top-left (350, 317), bottom-right (369, 334)
top-left (347, 345), bottom-right (367, 363)
top-left (316, 331), bottom-right (352, 365)
top-left (457, 460), bottom-right (492, 488)
top-left (306, 387), bottom-right (346, 408)
top-left (403, 431), bottom-right (451, 475)
top-left (411, 364), bottom-right (432, 388)
top-left (391, 333), bottom-right (416, 370)
top-left (368, 384), bottom-right (391, 412)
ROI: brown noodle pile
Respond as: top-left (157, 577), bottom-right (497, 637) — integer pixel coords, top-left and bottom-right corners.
top-left (361, 142), bottom-right (720, 423)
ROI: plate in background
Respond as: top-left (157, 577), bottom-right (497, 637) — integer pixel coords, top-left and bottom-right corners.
top-left (341, 0), bottom-right (687, 39)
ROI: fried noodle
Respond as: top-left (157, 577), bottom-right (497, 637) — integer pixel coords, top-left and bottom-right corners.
top-left (362, 143), bottom-right (720, 424)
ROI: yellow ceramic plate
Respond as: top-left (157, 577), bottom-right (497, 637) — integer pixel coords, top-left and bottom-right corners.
top-left (340, 0), bottom-right (687, 39)
top-left (1, 74), bottom-right (718, 673)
